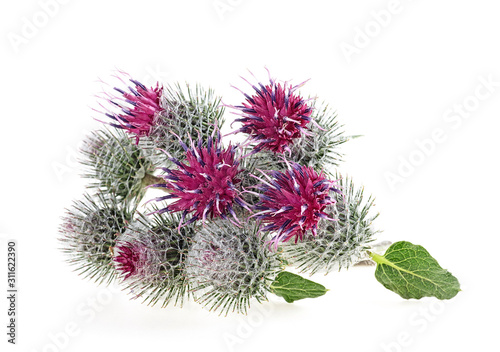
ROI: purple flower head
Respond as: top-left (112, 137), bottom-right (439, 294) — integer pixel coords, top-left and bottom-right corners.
top-left (113, 241), bottom-right (148, 280)
top-left (97, 72), bottom-right (163, 143)
top-left (229, 71), bottom-right (313, 154)
top-left (252, 162), bottom-right (341, 249)
top-left (150, 131), bottom-right (248, 226)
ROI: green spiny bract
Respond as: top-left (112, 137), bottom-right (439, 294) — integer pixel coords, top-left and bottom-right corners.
top-left (244, 101), bottom-right (351, 177)
top-left (58, 193), bottom-right (131, 284)
top-left (293, 101), bottom-right (351, 174)
top-left (80, 128), bottom-right (158, 206)
top-left (237, 102), bottom-right (350, 207)
top-left (281, 176), bottom-right (378, 275)
top-left (139, 83), bottom-right (225, 162)
top-left (113, 212), bottom-right (196, 308)
top-left (186, 220), bottom-right (283, 315)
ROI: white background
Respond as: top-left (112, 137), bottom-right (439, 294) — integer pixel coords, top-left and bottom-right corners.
top-left (1, 1), bottom-right (499, 351)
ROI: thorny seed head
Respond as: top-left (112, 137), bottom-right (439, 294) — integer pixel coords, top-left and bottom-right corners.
top-left (80, 128), bottom-right (157, 204)
top-left (281, 176), bottom-right (378, 275)
top-left (113, 213), bottom-right (194, 307)
top-left (97, 72), bottom-right (163, 143)
top-left (139, 83), bottom-right (225, 163)
top-left (229, 71), bottom-right (313, 154)
top-left (242, 101), bottom-right (350, 178)
top-left (186, 220), bottom-right (282, 315)
top-left (253, 162), bottom-right (342, 249)
top-left (150, 130), bottom-right (248, 226)
top-left (58, 193), bottom-right (130, 284)
top-left (113, 240), bottom-right (147, 280)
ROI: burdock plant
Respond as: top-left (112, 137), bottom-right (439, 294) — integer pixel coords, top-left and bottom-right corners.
top-left (281, 176), bottom-right (379, 274)
top-left (251, 101), bottom-right (353, 177)
top-left (148, 128), bottom-right (248, 225)
top-left (227, 71), bottom-right (313, 155)
top-left (59, 192), bottom-right (131, 284)
top-left (147, 82), bottom-right (225, 158)
top-left (59, 69), bottom-right (460, 316)
top-left (186, 219), bottom-right (283, 315)
top-left (251, 161), bottom-right (341, 247)
top-left (80, 128), bottom-right (160, 206)
top-left (113, 212), bottom-right (195, 307)
top-left (97, 72), bottom-right (224, 164)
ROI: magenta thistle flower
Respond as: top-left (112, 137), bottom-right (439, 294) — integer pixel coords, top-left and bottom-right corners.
top-left (98, 73), bottom-right (163, 143)
top-left (229, 72), bottom-right (313, 154)
top-left (113, 241), bottom-right (147, 280)
top-left (150, 131), bottom-right (248, 225)
top-left (253, 162), bottom-right (341, 248)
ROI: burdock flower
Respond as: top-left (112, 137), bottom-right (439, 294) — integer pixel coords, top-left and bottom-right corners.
top-left (98, 72), bottom-right (163, 143)
top-left (150, 131), bottom-right (248, 225)
top-left (142, 83), bottom-right (225, 162)
top-left (253, 162), bottom-right (341, 248)
top-left (113, 241), bottom-right (147, 280)
top-left (228, 71), bottom-right (314, 154)
top-left (281, 175), bottom-right (378, 275)
top-left (112, 214), bottom-right (193, 307)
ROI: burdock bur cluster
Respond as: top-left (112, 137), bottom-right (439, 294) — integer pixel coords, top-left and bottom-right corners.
top-left (59, 69), bottom-right (460, 315)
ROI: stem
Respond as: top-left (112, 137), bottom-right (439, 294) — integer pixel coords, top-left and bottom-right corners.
top-left (356, 242), bottom-right (393, 267)
top-left (368, 251), bottom-right (388, 265)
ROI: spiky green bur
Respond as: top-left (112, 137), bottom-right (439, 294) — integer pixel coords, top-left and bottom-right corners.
top-left (80, 128), bottom-right (158, 205)
top-left (59, 193), bottom-right (131, 284)
top-left (186, 220), bottom-right (283, 315)
top-left (237, 102), bottom-right (350, 207)
top-left (113, 213), bottom-right (195, 307)
top-left (288, 101), bottom-right (350, 172)
top-left (281, 176), bottom-right (378, 275)
top-left (139, 83), bottom-right (225, 161)
top-left (244, 101), bottom-right (350, 177)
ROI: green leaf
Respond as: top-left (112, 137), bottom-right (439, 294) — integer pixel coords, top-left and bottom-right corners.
top-left (369, 241), bottom-right (460, 300)
top-left (270, 271), bottom-right (328, 303)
